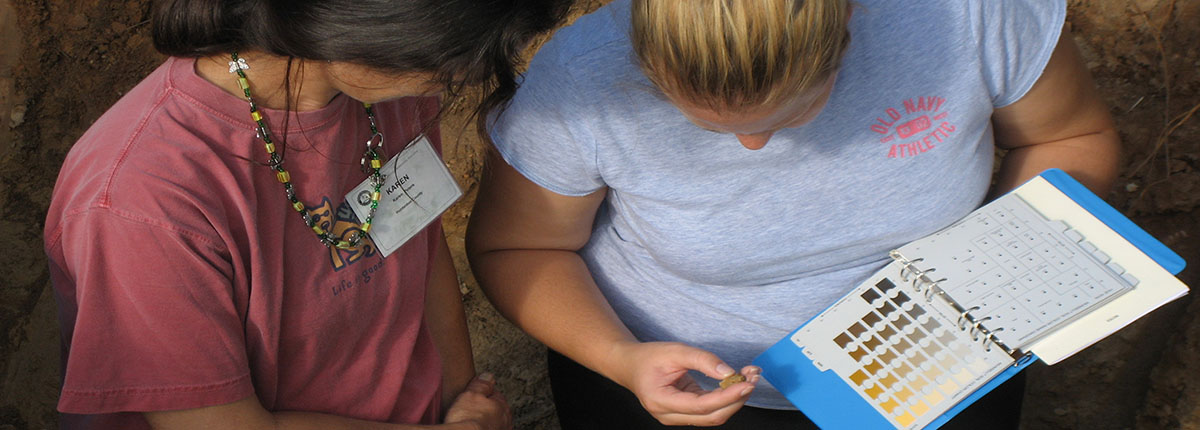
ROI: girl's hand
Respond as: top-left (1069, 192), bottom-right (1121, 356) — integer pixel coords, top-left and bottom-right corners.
top-left (443, 373), bottom-right (513, 430)
top-left (606, 341), bottom-right (762, 427)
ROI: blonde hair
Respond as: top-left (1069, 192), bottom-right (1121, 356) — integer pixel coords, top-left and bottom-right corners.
top-left (632, 0), bottom-right (852, 111)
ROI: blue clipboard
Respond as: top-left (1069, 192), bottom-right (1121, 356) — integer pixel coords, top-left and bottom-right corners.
top-left (753, 169), bottom-right (1185, 429)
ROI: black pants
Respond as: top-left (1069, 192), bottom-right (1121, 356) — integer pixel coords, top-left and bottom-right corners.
top-left (547, 349), bottom-right (1024, 429)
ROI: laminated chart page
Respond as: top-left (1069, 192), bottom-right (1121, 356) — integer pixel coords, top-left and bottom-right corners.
top-left (789, 261), bottom-right (1017, 429)
top-left (896, 188), bottom-right (1135, 351)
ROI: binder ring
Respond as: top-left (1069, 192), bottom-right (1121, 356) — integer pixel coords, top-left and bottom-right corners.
top-left (909, 267), bottom-right (934, 295)
top-left (957, 306), bottom-right (981, 331)
top-left (898, 257), bottom-right (924, 282)
top-left (969, 317), bottom-right (990, 342)
top-left (982, 326), bottom-right (1004, 353)
top-left (910, 275), bottom-right (924, 293)
top-left (923, 282), bottom-right (936, 302)
top-left (925, 277), bottom-right (947, 303)
top-left (916, 275), bottom-right (946, 303)
top-left (971, 317), bottom-right (995, 348)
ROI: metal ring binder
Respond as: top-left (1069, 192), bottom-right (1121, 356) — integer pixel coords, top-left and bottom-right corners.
top-left (983, 326), bottom-right (1005, 352)
top-left (888, 250), bottom-right (1020, 358)
top-left (957, 306), bottom-right (981, 331)
top-left (899, 258), bottom-right (924, 283)
top-left (969, 317), bottom-right (989, 342)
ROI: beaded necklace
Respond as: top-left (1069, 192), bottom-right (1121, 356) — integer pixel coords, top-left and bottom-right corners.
top-left (229, 52), bottom-right (383, 249)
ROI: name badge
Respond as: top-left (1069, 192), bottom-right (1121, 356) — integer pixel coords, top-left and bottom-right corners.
top-left (346, 134), bottom-right (462, 257)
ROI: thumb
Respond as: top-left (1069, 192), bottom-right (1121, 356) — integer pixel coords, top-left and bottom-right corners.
top-left (464, 372), bottom-right (496, 396)
top-left (672, 346), bottom-right (736, 381)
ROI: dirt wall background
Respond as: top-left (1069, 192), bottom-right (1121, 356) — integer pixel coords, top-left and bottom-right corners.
top-left (0, 1), bottom-right (1197, 429)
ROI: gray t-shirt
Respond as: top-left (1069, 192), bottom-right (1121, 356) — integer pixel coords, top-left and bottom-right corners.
top-left (490, 0), bottom-right (1065, 409)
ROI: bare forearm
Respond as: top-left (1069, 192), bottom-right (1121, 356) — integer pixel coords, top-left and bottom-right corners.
top-left (470, 249), bottom-right (638, 380)
top-left (466, 151), bottom-right (633, 383)
top-left (146, 397), bottom-right (482, 430)
top-left (425, 233), bottom-right (476, 407)
top-left (989, 28), bottom-right (1122, 199)
top-left (989, 128), bottom-right (1121, 199)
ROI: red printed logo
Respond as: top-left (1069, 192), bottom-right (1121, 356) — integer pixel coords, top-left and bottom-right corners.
top-left (896, 116), bottom-right (931, 139)
top-left (867, 96), bottom-right (956, 158)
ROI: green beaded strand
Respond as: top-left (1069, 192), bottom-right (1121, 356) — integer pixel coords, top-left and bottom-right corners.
top-left (230, 52), bottom-right (383, 250)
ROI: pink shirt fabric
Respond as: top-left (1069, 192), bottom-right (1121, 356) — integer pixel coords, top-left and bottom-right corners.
top-left (44, 57), bottom-right (444, 429)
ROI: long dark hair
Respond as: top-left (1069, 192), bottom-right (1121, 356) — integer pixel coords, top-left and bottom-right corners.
top-left (152, 0), bottom-right (567, 135)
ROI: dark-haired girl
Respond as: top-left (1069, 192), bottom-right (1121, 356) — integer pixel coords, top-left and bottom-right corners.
top-left (44, 1), bottom-right (564, 429)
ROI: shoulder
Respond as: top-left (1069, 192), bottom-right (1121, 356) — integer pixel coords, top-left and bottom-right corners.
top-left (45, 63), bottom-right (243, 248)
top-left (849, 0), bottom-right (1064, 35)
top-left (524, 0), bottom-right (635, 87)
top-left (540, 0), bottom-right (630, 61)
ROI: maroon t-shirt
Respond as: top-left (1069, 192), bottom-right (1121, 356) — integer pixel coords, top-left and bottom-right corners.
top-left (45, 57), bottom-right (444, 428)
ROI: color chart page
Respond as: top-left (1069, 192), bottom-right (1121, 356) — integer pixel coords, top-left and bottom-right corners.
top-left (790, 260), bottom-right (1015, 429)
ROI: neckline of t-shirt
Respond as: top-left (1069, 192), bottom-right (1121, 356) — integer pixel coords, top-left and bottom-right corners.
top-left (166, 56), bottom-right (352, 134)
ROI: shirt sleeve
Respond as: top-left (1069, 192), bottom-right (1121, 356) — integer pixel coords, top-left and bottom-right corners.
top-left (487, 40), bottom-right (606, 197)
top-left (50, 208), bottom-right (254, 414)
top-left (972, 0), bottom-right (1067, 108)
